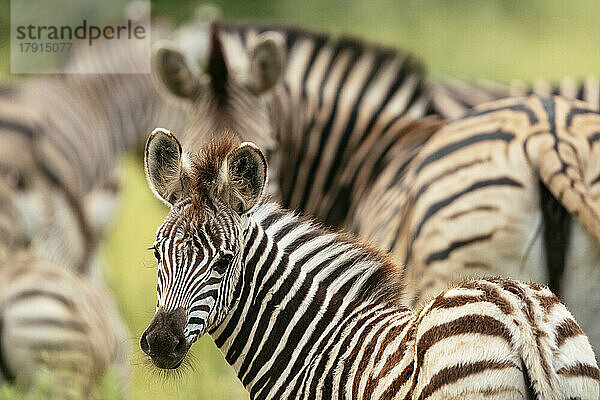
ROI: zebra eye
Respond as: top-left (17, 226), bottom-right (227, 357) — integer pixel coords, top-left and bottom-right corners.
top-left (213, 254), bottom-right (233, 274)
top-left (4, 167), bottom-right (26, 190)
top-left (153, 246), bottom-right (161, 262)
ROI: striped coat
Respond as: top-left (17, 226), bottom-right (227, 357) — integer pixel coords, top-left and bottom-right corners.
top-left (0, 17), bottom-right (189, 274)
top-left (429, 75), bottom-right (600, 119)
top-left (153, 22), bottom-right (431, 228)
top-left (354, 95), bottom-right (600, 357)
top-left (155, 21), bottom-right (600, 360)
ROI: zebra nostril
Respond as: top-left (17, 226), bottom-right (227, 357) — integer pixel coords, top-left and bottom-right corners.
top-left (174, 336), bottom-right (186, 355)
top-left (140, 331), bottom-right (151, 355)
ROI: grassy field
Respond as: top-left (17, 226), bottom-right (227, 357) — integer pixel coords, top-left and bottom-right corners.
top-left (1, 0), bottom-right (600, 399)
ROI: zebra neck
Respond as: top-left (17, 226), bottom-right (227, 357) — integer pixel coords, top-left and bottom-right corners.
top-left (267, 32), bottom-right (429, 228)
top-left (210, 203), bottom-right (406, 398)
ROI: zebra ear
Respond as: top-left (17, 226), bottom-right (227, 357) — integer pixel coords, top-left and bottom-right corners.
top-left (145, 128), bottom-right (188, 206)
top-left (247, 32), bottom-right (286, 93)
top-left (152, 42), bottom-right (204, 100)
top-left (222, 143), bottom-right (267, 215)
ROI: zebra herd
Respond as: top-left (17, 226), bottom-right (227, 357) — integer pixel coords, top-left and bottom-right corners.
top-left (1, 9), bottom-right (600, 400)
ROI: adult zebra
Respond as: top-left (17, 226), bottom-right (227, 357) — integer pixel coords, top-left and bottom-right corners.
top-left (0, 8), bottom-right (196, 397)
top-left (152, 22), bottom-right (431, 228)
top-left (0, 17), bottom-right (190, 275)
top-left (0, 172), bottom-right (128, 397)
top-left (154, 22), bottom-right (600, 230)
top-left (353, 95), bottom-right (600, 356)
top-left (0, 91), bottom-right (132, 398)
top-left (139, 131), bottom-right (599, 399)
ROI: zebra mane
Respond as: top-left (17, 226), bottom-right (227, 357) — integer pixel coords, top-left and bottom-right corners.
top-left (188, 133), bottom-right (240, 201)
top-left (333, 228), bottom-right (406, 306)
top-left (208, 22), bottom-right (229, 106)
top-left (256, 202), bottom-right (406, 307)
top-left (220, 21), bottom-right (424, 73)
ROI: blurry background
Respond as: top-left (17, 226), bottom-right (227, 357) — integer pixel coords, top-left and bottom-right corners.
top-left (0, 0), bottom-right (599, 399)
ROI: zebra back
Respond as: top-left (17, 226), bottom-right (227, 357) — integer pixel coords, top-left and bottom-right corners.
top-left (429, 75), bottom-right (600, 119)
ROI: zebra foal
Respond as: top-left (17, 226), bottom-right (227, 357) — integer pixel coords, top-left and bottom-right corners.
top-left (139, 129), bottom-right (599, 399)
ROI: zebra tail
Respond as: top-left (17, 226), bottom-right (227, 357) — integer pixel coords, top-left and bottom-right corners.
top-left (512, 296), bottom-right (561, 400)
top-left (537, 138), bottom-right (600, 254)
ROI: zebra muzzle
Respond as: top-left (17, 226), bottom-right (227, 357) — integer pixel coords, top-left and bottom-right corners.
top-left (141, 307), bottom-right (190, 369)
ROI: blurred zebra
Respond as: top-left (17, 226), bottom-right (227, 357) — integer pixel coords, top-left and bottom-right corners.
top-left (0, 88), bottom-right (132, 397)
top-left (158, 21), bottom-right (600, 234)
top-left (152, 22), bottom-right (431, 228)
top-left (429, 75), bottom-right (600, 119)
top-left (0, 7), bottom-right (195, 397)
top-left (354, 95), bottom-right (600, 356)
top-left (0, 18), bottom-right (189, 275)
top-left (139, 131), bottom-right (599, 399)
top-left (0, 251), bottom-right (129, 399)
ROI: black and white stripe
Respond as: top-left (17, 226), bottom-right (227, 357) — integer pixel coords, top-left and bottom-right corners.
top-left (429, 75), bottom-right (600, 119)
top-left (157, 22), bottom-right (431, 229)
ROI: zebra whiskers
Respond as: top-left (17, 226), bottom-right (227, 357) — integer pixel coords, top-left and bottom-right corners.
top-left (139, 131), bottom-right (599, 399)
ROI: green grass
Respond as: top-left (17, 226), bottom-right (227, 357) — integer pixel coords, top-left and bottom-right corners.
top-left (1, 1), bottom-right (600, 398)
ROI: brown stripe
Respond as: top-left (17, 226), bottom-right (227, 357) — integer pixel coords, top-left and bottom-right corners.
top-left (557, 363), bottom-right (600, 380)
top-left (417, 360), bottom-right (518, 400)
top-left (416, 315), bottom-right (514, 369)
top-left (377, 324), bottom-right (417, 381)
top-left (554, 318), bottom-right (584, 347)
top-left (534, 293), bottom-right (561, 315)
top-left (457, 280), bottom-right (514, 314)
top-left (374, 320), bottom-right (410, 362)
top-left (376, 363), bottom-right (414, 400)
top-left (409, 313), bottom-right (514, 396)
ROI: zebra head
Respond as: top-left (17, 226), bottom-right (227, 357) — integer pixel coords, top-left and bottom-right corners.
top-left (0, 130), bottom-right (57, 253)
top-left (0, 128), bottom-right (96, 273)
top-left (141, 128), bottom-right (267, 369)
top-left (151, 23), bottom-right (285, 159)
